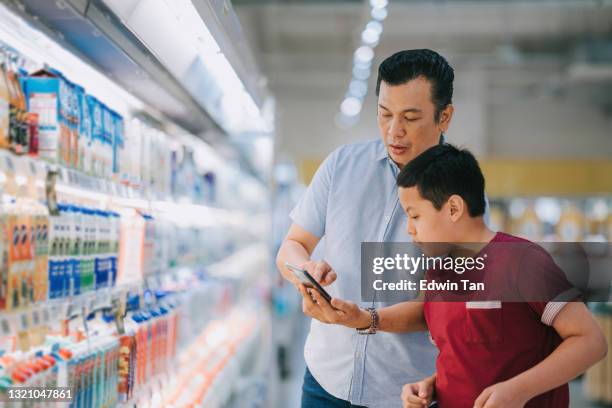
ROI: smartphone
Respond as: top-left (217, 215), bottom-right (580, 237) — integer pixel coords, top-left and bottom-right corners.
top-left (285, 262), bottom-right (333, 303)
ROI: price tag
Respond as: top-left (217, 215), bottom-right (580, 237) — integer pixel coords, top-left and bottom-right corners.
top-left (28, 160), bottom-right (37, 177)
top-left (31, 308), bottom-right (41, 327)
top-left (42, 306), bottom-right (51, 324)
top-left (5, 156), bottom-right (14, 172)
top-left (64, 302), bottom-right (73, 319)
top-left (0, 316), bottom-right (11, 336)
top-left (88, 296), bottom-right (96, 314)
top-left (18, 311), bottom-right (30, 332)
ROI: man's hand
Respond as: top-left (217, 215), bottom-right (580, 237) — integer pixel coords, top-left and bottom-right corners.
top-left (300, 260), bottom-right (336, 286)
top-left (474, 381), bottom-right (528, 408)
top-left (401, 374), bottom-right (436, 408)
top-left (298, 285), bottom-right (371, 329)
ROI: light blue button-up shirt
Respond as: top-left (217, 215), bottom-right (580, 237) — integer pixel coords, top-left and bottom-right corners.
top-left (290, 139), bottom-right (438, 408)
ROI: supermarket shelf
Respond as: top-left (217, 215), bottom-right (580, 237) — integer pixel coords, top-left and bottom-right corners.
top-left (3, 0), bottom-right (219, 136)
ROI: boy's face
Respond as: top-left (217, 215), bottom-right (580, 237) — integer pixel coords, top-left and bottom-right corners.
top-left (398, 186), bottom-right (455, 255)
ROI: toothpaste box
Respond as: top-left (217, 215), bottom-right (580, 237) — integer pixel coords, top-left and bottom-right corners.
top-left (25, 69), bottom-right (71, 165)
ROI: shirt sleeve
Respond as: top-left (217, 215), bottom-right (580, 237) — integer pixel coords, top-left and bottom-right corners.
top-left (289, 147), bottom-right (340, 237)
top-left (516, 244), bottom-right (582, 326)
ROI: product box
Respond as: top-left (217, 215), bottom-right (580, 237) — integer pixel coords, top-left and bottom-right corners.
top-left (102, 104), bottom-right (114, 180)
top-left (76, 86), bottom-right (91, 174)
top-left (0, 210), bottom-right (10, 310)
top-left (32, 210), bottom-right (49, 302)
top-left (111, 111), bottom-right (124, 178)
top-left (25, 69), bottom-right (71, 164)
top-left (87, 96), bottom-right (103, 177)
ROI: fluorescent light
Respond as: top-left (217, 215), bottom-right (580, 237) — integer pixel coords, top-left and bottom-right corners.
top-left (370, 0), bottom-right (389, 9)
top-left (371, 7), bottom-right (388, 21)
top-left (341, 97), bottom-right (362, 117)
top-left (348, 80), bottom-right (368, 98)
top-left (352, 65), bottom-right (371, 80)
top-left (354, 45), bottom-right (374, 64)
top-left (366, 21), bottom-right (383, 36)
top-left (103, 0), bottom-right (270, 135)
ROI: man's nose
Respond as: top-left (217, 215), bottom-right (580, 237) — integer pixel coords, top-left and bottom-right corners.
top-left (388, 117), bottom-right (406, 138)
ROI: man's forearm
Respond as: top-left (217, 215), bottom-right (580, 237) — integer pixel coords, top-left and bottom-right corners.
top-left (276, 239), bottom-right (311, 285)
top-left (377, 301), bottom-right (428, 333)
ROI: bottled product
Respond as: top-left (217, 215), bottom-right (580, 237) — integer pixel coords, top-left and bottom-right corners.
top-left (0, 58), bottom-right (10, 149)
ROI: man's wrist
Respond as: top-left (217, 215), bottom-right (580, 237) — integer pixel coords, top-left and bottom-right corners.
top-left (354, 309), bottom-right (372, 329)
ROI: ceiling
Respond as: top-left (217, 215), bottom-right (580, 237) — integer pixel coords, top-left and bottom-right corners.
top-left (233, 0), bottom-right (612, 160)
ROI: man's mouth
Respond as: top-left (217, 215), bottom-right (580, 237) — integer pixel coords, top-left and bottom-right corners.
top-left (389, 144), bottom-right (409, 155)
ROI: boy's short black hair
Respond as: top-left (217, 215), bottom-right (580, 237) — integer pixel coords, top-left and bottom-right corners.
top-left (376, 49), bottom-right (454, 123)
top-left (396, 144), bottom-right (486, 217)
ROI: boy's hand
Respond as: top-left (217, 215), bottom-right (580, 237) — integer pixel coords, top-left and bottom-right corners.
top-left (300, 260), bottom-right (336, 286)
top-left (298, 285), bottom-right (371, 329)
top-left (401, 374), bottom-right (435, 408)
top-left (474, 381), bottom-right (528, 408)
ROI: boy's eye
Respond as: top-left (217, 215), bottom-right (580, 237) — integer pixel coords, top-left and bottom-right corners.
top-left (410, 215), bottom-right (419, 220)
top-left (405, 117), bottom-right (419, 122)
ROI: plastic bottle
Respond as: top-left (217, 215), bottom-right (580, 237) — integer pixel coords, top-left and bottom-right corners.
top-left (0, 58), bottom-right (11, 149)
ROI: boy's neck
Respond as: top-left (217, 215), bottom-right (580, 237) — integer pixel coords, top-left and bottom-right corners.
top-left (449, 217), bottom-right (497, 257)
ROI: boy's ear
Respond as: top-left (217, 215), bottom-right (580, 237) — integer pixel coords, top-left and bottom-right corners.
top-left (447, 194), bottom-right (465, 222)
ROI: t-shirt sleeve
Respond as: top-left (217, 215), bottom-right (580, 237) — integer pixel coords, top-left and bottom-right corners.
top-left (289, 147), bottom-right (340, 237)
top-left (516, 245), bottom-right (582, 326)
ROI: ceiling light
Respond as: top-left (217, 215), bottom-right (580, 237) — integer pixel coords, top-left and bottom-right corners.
top-left (340, 97), bottom-right (362, 117)
top-left (354, 45), bottom-right (374, 64)
top-left (371, 7), bottom-right (388, 21)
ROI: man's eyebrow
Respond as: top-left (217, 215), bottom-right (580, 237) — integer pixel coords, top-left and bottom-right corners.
top-left (378, 104), bottom-right (422, 114)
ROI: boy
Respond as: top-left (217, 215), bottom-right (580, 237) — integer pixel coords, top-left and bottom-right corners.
top-left (305, 144), bottom-right (607, 408)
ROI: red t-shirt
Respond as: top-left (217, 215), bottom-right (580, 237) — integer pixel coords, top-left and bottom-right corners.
top-left (423, 232), bottom-right (577, 408)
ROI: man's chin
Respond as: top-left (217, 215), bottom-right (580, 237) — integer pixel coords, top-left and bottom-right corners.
top-left (388, 152), bottom-right (415, 167)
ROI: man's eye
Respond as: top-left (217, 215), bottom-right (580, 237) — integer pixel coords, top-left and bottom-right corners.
top-left (405, 117), bottom-right (419, 122)
top-left (410, 215), bottom-right (419, 220)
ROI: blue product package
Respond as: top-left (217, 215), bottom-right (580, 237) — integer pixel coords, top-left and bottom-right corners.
top-left (25, 69), bottom-right (71, 163)
top-left (111, 111), bottom-right (124, 176)
top-left (87, 96), bottom-right (103, 176)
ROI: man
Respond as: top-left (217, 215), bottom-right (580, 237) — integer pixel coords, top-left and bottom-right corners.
top-left (276, 49), bottom-right (455, 407)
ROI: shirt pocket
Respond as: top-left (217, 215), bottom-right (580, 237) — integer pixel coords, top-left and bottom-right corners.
top-left (464, 301), bottom-right (503, 345)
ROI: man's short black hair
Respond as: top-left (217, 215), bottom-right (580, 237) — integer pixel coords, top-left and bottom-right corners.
top-left (376, 49), bottom-right (454, 122)
top-left (396, 144), bottom-right (486, 217)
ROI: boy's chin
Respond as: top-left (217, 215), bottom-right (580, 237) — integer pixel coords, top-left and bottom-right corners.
top-left (416, 242), bottom-right (451, 257)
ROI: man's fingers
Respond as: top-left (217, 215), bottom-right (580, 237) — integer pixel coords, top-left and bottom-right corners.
top-left (299, 285), bottom-right (316, 309)
top-left (312, 262), bottom-right (330, 282)
top-left (320, 271), bottom-right (337, 286)
top-left (330, 297), bottom-right (350, 311)
top-left (310, 289), bottom-right (335, 314)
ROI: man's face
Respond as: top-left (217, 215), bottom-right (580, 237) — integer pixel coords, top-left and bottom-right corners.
top-left (399, 186), bottom-right (454, 256)
top-left (377, 77), bottom-right (453, 168)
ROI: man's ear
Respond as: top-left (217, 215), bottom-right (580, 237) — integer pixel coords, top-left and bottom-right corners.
top-left (438, 104), bottom-right (454, 133)
top-left (447, 194), bottom-right (465, 222)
